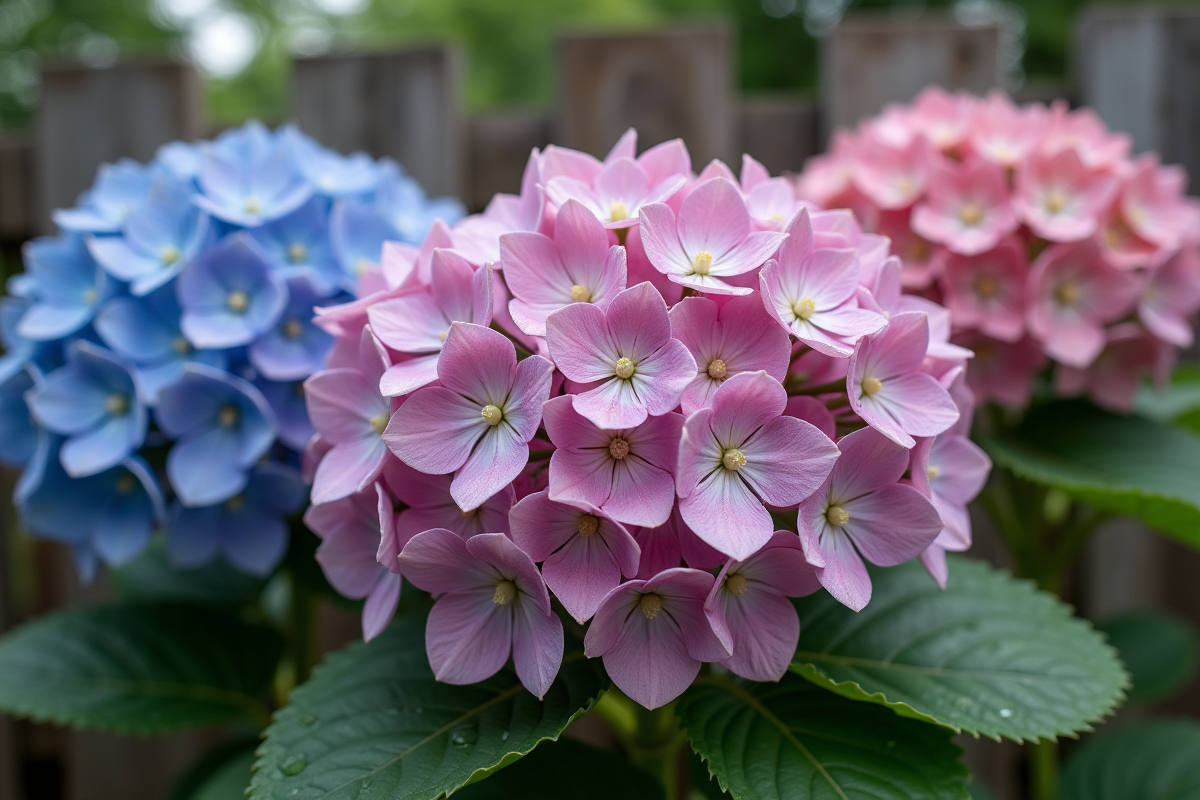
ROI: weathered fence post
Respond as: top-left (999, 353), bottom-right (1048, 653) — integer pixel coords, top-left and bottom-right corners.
top-left (737, 97), bottom-right (818, 177)
top-left (1077, 6), bottom-right (1200, 187)
top-left (0, 135), bottom-right (35, 246)
top-left (0, 471), bottom-right (15, 800)
top-left (821, 14), bottom-right (1002, 135)
top-left (557, 26), bottom-right (735, 166)
top-left (292, 46), bottom-right (465, 200)
top-left (35, 60), bottom-right (204, 234)
top-left (467, 111), bottom-right (553, 211)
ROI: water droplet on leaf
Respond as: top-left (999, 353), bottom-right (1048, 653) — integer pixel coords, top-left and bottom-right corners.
top-left (999, 708), bottom-right (1013, 718)
top-left (281, 755), bottom-right (308, 776)
top-left (299, 715), bottom-right (316, 727)
top-left (501, 730), bottom-right (509, 741)
top-left (450, 723), bottom-right (479, 748)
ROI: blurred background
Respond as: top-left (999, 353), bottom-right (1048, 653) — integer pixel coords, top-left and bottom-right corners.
top-left (2, 1), bottom-right (1200, 799)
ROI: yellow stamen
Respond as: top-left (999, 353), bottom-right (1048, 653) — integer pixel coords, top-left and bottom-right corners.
top-left (793, 297), bottom-right (816, 321)
top-left (481, 404), bottom-right (503, 426)
top-left (707, 359), bottom-right (728, 380)
top-left (608, 437), bottom-right (630, 460)
top-left (115, 476), bottom-right (137, 494)
top-left (692, 251), bottom-right (713, 276)
top-left (370, 412), bottom-right (389, 434)
top-left (722, 448), bottom-right (746, 471)
top-left (1045, 190), bottom-right (1068, 215)
top-left (927, 465), bottom-right (941, 480)
top-left (826, 505), bottom-right (850, 527)
top-left (726, 573), bottom-right (748, 596)
top-left (576, 514), bottom-right (600, 537)
top-left (173, 336), bottom-right (191, 355)
top-left (609, 201), bottom-right (628, 222)
top-left (910, 240), bottom-right (929, 260)
top-left (639, 593), bottom-right (662, 620)
top-left (226, 495), bottom-right (245, 512)
top-left (83, 288), bottom-right (96, 305)
top-left (105, 394), bottom-right (129, 415)
top-left (218, 406), bottom-right (239, 428)
top-left (284, 319), bottom-right (303, 339)
top-left (438, 330), bottom-right (447, 342)
top-left (160, 246), bottom-right (181, 266)
top-left (288, 242), bottom-right (307, 263)
top-left (861, 376), bottom-right (883, 397)
top-left (614, 357), bottom-right (635, 380)
top-left (974, 274), bottom-right (998, 298)
top-left (1054, 282), bottom-right (1080, 306)
top-left (960, 203), bottom-right (984, 226)
top-left (493, 580), bottom-right (516, 606)
top-left (227, 290), bottom-right (249, 314)
top-left (570, 284), bottom-right (592, 303)
top-left (244, 196), bottom-right (261, 215)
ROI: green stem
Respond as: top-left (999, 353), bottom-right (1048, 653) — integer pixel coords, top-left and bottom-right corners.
top-left (289, 578), bottom-right (319, 686)
top-left (630, 702), bottom-right (684, 799)
top-left (1031, 739), bottom-right (1058, 800)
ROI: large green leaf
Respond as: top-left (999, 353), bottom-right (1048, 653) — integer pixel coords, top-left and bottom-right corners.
top-left (1095, 611), bottom-right (1200, 705)
top-left (250, 609), bottom-right (607, 800)
top-left (1059, 719), bottom-right (1200, 800)
top-left (172, 739), bottom-right (258, 800)
top-left (678, 675), bottom-right (970, 800)
top-left (985, 400), bottom-right (1200, 547)
top-left (112, 539), bottom-right (266, 608)
top-left (790, 558), bottom-right (1126, 742)
top-left (0, 604), bottom-right (280, 734)
top-left (455, 737), bottom-right (662, 799)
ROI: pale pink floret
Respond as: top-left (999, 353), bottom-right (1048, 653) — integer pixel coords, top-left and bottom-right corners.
top-left (850, 130), bottom-right (931, 210)
top-left (509, 490), bottom-right (640, 624)
top-left (798, 427), bottom-right (943, 611)
top-left (911, 158), bottom-right (1018, 256)
top-left (500, 199), bottom-right (627, 337)
top-left (1140, 247), bottom-right (1200, 347)
top-left (861, 256), bottom-right (972, 363)
top-left (676, 371), bottom-right (840, 561)
top-left (1121, 156), bottom-right (1192, 252)
top-left (966, 92), bottom-right (1046, 168)
top-left (384, 322), bottom-right (554, 511)
top-left (1027, 240), bottom-right (1142, 369)
top-left (630, 504), bottom-right (724, 580)
top-left (741, 155), bottom-right (805, 231)
top-left (638, 178), bottom-right (788, 295)
top-left (376, 458), bottom-right (513, 544)
top-left (759, 208), bottom-right (886, 357)
top-left (848, 312), bottom-right (960, 449)
top-left (668, 293), bottom-right (791, 414)
top-left (909, 86), bottom-right (974, 151)
top-left (306, 490), bottom-right (401, 642)
top-left (305, 327), bottom-right (392, 504)
top-left (584, 567), bottom-right (730, 709)
top-left (370, 250), bottom-right (493, 397)
top-left (953, 331), bottom-right (1047, 409)
top-left (1054, 324), bottom-right (1173, 413)
top-left (875, 209), bottom-right (944, 289)
top-left (939, 237), bottom-right (1028, 343)
top-left (541, 394), bottom-right (681, 528)
top-left (909, 432), bottom-right (992, 588)
top-left (398, 528), bottom-right (563, 699)
top-left (546, 282), bottom-right (696, 429)
top-left (1015, 148), bottom-right (1117, 242)
top-left (1041, 101), bottom-right (1131, 170)
top-left (704, 531), bottom-right (821, 682)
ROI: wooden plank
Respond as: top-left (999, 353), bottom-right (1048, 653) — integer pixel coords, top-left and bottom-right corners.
top-left (737, 96), bottom-right (818, 177)
top-left (35, 60), bottom-right (204, 234)
top-left (0, 470), bottom-right (16, 800)
top-left (467, 110), bottom-right (552, 212)
top-left (557, 25), bottom-right (735, 166)
top-left (1077, 7), bottom-right (1200, 185)
top-left (0, 135), bottom-right (34, 243)
top-left (292, 46), bottom-right (464, 200)
top-left (821, 14), bottom-right (1001, 135)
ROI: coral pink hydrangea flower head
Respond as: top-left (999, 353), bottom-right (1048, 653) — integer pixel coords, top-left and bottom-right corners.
top-left (676, 370), bottom-right (840, 560)
top-left (911, 158), bottom-right (1018, 256)
top-left (369, 251), bottom-right (493, 397)
top-left (759, 208), bottom-right (886, 357)
top-left (848, 312), bottom-right (960, 449)
top-left (668, 293), bottom-right (791, 414)
top-left (705, 531), bottom-right (821, 682)
top-left (1140, 246), bottom-right (1200, 347)
top-left (1027, 239), bottom-right (1143, 369)
top-left (384, 322), bottom-right (553, 511)
top-left (509, 490), bottom-right (640, 624)
top-left (630, 504), bottom-right (724, 580)
top-left (546, 281), bottom-right (695, 429)
top-left (500, 198), bottom-right (627, 337)
top-left (638, 178), bottom-right (788, 295)
top-left (541, 394), bottom-right (681, 528)
top-left (304, 326), bottom-right (392, 504)
top-left (1015, 148), bottom-right (1117, 242)
top-left (584, 567), bottom-right (730, 709)
top-left (939, 237), bottom-right (1029, 343)
top-left (798, 427), bottom-right (943, 611)
top-left (398, 528), bottom-right (563, 698)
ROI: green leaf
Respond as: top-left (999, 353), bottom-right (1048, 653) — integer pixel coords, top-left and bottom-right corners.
top-left (1095, 611), bottom-right (1200, 705)
top-left (1135, 365), bottom-right (1200, 427)
top-left (1059, 719), bottom-right (1200, 800)
top-left (678, 674), bottom-right (970, 800)
top-left (250, 608), bottom-right (607, 800)
top-left (790, 557), bottom-right (1127, 742)
top-left (112, 539), bottom-right (266, 608)
top-left (0, 604), bottom-right (280, 734)
top-left (985, 400), bottom-right (1200, 548)
top-left (172, 739), bottom-right (258, 800)
top-left (454, 737), bottom-right (662, 799)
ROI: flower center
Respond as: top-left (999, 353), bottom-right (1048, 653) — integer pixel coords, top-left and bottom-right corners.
top-left (927, 465), bottom-right (940, 480)
top-left (974, 274), bottom-right (998, 298)
top-left (105, 393), bottom-right (129, 416)
top-left (1045, 190), bottom-right (1068, 215)
top-left (173, 336), bottom-right (191, 355)
top-left (861, 376), bottom-right (883, 397)
top-left (493, 580), bottom-right (517, 606)
top-left (959, 203), bottom-right (983, 227)
top-left (826, 504), bottom-right (850, 527)
top-left (283, 319), bottom-right (303, 339)
top-left (793, 297), bottom-right (816, 321)
top-left (692, 251), bottom-right (713, 276)
top-left (910, 240), bottom-right (929, 260)
top-left (706, 359), bottom-right (728, 380)
top-left (83, 288), bottom-right (96, 305)
top-left (639, 593), bottom-right (662, 620)
top-left (225, 495), bottom-right (245, 512)
top-left (160, 246), bottom-right (181, 266)
top-left (614, 357), bottom-right (635, 380)
top-left (288, 242), bottom-right (307, 263)
top-left (227, 290), bottom-right (250, 314)
top-left (608, 437), bottom-right (630, 460)
top-left (355, 258), bottom-right (369, 275)
top-left (726, 573), bottom-right (747, 596)
top-left (218, 405), bottom-right (239, 428)
top-left (576, 514), bottom-right (600, 537)
top-left (244, 196), bottom-right (261, 215)
top-left (115, 475), bottom-right (137, 494)
top-left (370, 412), bottom-right (389, 434)
top-left (481, 404), bottom-right (504, 426)
top-left (1054, 281), bottom-right (1080, 306)
top-left (570, 284), bottom-right (592, 303)
top-left (610, 201), bottom-right (628, 222)
top-left (722, 448), bottom-right (746, 471)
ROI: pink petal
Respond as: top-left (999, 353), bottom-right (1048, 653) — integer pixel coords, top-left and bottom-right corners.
top-left (452, 423), bottom-right (531, 512)
top-left (739, 416), bottom-right (840, 506)
top-left (605, 281), bottom-right (672, 358)
top-left (311, 435), bottom-right (388, 504)
top-left (383, 386), bottom-right (483, 475)
top-left (500, 231), bottom-right (571, 307)
top-left (379, 354), bottom-right (440, 398)
top-left (648, 568), bottom-right (729, 662)
top-left (398, 528), bottom-right (497, 594)
top-left (437, 322), bottom-right (518, 406)
top-left (313, 500), bottom-right (384, 599)
top-left (466, 531), bottom-right (553, 613)
top-left (367, 292), bottom-right (447, 354)
top-left (606, 455), bottom-right (676, 528)
top-left (631, 524), bottom-right (683, 579)
top-left (625, 337), bottom-right (696, 416)
top-left (677, 178), bottom-right (752, 259)
top-left (546, 301), bottom-right (618, 383)
top-left (737, 530), bottom-right (822, 597)
top-left (305, 368), bottom-right (384, 441)
top-left (829, 426), bottom-right (911, 500)
top-left (843, 483), bottom-right (943, 566)
top-left (679, 469), bottom-right (773, 562)
top-left (638, 203), bottom-right (691, 275)
top-left (362, 572), bottom-right (401, 642)
top-left (425, 590), bottom-right (512, 685)
top-left (503, 354), bottom-right (555, 442)
top-left (710, 582), bottom-right (799, 682)
top-left (511, 599), bottom-right (564, 698)
top-left (809, 526), bottom-right (873, 612)
top-left (784, 396), bottom-right (836, 440)
top-left (543, 528), bottom-right (625, 623)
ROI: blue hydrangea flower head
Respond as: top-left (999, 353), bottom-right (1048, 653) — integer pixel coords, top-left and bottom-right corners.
top-left (281, 125), bottom-right (381, 197)
top-left (17, 236), bottom-right (111, 341)
top-left (195, 122), bottom-right (313, 227)
top-left (52, 158), bottom-right (154, 233)
top-left (178, 233), bottom-right (287, 349)
top-left (155, 141), bottom-right (203, 183)
top-left (248, 276), bottom-right (336, 381)
top-left (247, 197), bottom-right (343, 295)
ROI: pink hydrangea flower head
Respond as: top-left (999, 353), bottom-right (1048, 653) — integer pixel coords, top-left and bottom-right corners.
top-left (668, 293), bottom-right (791, 414)
top-left (953, 331), bottom-right (1047, 408)
top-left (676, 370), bottom-right (840, 560)
top-left (704, 531), bottom-right (821, 682)
top-left (759, 208), bottom-right (886, 357)
top-left (304, 326), bottom-right (392, 504)
top-left (939, 237), bottom-right (1028, 342)
top-left (369, 251), bottom-right (493, 397)
top-left (584, 567), bottom-right (729, 709)
top-left (398, 529), bottom-right (563, 698)
top-left (850, 129), bottom-right (931, 210)
top-left (965, 91), bottom-right (1046, 168)
top-left (848, 312), bottom-right (960, 448)
top-left (1015, 148), bottom-right (1117, 242)
top-left (541, 394), bottom-right (681, 528)
top-left (1027, 240), bottom-right (1142, 368)
top-left (384, 322), bottom-right (554, 511)
top-left (798, 427), bottom-right (944, 611)
top-left (545, 281), bottom-right (695, 429)
top-left (509, 490), bottom-right (640, 623)
top-left (377, 457), bottom-right (513, 545)
top-left (630, 504), bottom-right (724, 580)
top-left (1140, 246), bottom-right (1200, 347)
top-left (638, 178), bottom-right (788, 295)
top-left (500, 198), bottom-right (628, 337)
top-left (911, 158), bottom-right (1018, 256)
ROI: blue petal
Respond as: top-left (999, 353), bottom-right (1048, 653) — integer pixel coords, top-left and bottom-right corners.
top-left (330, 198), bottom-right (392, 282)
top-left (155, 362), bottom-right (260, 438)
top-left (167, 424), bottom-right (249, 506)
top-left (222, 505), bottom-right (287, 576)
top-left (94, 295), bottom-right (179, 362)
top-left (60, 410), bottom-right (145, 478)
top-left (255, 377), bottom-right (314, 450)
top-left (92, 487), bottom-right (154, 566)
top-left (247, 276), bottom-right (333, 381)
top-left (245, 462), bottom-right (308, 514)
top-left (16, 301), bottom-right (95, 342)
top-left (26, 362), bottom-right (110, 434)
top-left (166, 503), bottom-right (223, 568)
top-left (0, 366), bottom-right (37, 467)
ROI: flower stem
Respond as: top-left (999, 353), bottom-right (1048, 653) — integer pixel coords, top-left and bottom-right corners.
top-left (630, 702), bottom-right (684, 799)
top-left (289, 578), bottom-right (319, 686)
top-left (1031, 739), bottom-right (1058, 800)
